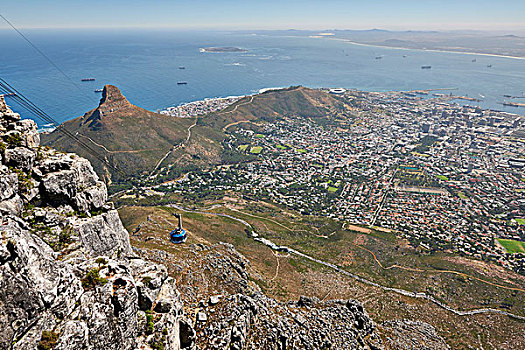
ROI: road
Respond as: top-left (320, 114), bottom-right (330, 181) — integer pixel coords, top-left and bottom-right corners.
top-left (149, 118), bottom-right (197, 179)
top-left (370, 168), bottom-right (397, 227)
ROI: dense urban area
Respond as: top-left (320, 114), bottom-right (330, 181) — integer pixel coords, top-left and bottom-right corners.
top-left (160, 96), bottom-right (242, 118)
top-left (151, 89), bottom-right (525, 275)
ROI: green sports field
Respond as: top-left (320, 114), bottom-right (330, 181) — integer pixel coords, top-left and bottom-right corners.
top-left (497, 238), bottom-right (525, 253)
top-left (250, 146), bottom-right (263, 154)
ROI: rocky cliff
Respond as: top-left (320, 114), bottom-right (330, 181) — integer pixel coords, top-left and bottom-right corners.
top-left (0, 96), bottom-right (193, 350)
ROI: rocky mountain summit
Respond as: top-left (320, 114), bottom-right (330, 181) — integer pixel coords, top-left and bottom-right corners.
top-left (42, 85), bottom-right (195, 181)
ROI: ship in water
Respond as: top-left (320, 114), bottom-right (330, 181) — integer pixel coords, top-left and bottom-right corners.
top-left (375, 56), bottom-right (383, 60)
top-left (81, 78), bottom-right (95, 82)
top-left (177, 81), bottom-right (188, 85)
top-left (94, 89), bottom-right (103, 93)
top-left (421, 65), bottom-right (432, 69)
top-left (178, 66), bottom-right (185, 70)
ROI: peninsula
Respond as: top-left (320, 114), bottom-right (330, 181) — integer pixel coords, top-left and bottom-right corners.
top-left (199, 46), bottom-right (248, 53)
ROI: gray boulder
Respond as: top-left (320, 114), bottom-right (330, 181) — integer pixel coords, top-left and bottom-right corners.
top-left (4, 146), bottom-right (36, 172)
top-left (72, 210), bottom-right (133, 258)
top-left (0, 167), bottom-right (18, 200)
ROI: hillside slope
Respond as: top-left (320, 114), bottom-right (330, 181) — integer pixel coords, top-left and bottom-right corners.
top-left (200, 86), bottom-right (349, 129)
top-left (43, 86), bottom-right (350, 186)
top-left (42, 85), bottom-right (194, 182)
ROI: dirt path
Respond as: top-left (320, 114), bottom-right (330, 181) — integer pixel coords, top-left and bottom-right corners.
top-left (220, 95), bottom-right (254, 115)
top-left (222, 120), bottom-right (264, 132)
top-left (80, 134), bottom-right (162, 154)
top-left (353, 243), bottom-right (525, 293)
top-left (148, 119), bottom-right (197, 179)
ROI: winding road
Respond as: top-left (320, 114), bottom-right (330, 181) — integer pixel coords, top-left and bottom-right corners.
top-left (165, 203), bottom-right (525, 321)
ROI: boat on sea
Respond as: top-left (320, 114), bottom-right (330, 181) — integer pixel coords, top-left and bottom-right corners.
top-left (177, 81), bottom-right (188, 85)
top-left (487, 64), bottom-right (492, 68)
top-left (81, 78), bottom-right (95, 82)
top-left (421, 65), bottom-right (432, 69)
top-left (375, 56), bottom-right (383, 60)
top-left (178, 66), bottom-right (185, 70)
top-left (94, 89), bottom-right (103, 93)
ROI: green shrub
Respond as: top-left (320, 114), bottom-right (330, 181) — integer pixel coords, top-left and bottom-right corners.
top-left (57, 226), bottom-right (72, 249)
top-left (149, 337), bottom-right (165, 350)
top-left (95, 257), bottom-right (107, 266)
top-left (145, 310), bottom-right (155, 335)
top-left (36, 146), bottom-right (46, 161)
top-left (10, 167), bottom-right (33, 193)
top-left (81, 267), bottom-right (108, 290)
top-left (5, 133), bottom-right (22, 146)
top-left (37, 331), bottom-right (59, 350)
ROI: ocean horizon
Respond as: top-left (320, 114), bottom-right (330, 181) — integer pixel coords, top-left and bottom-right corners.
top-left (0, 28), bottom-right (524, 126)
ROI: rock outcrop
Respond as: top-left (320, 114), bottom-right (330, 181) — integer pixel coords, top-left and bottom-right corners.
top-left (137, 242), bottom-right (385, 350)
top-left (195, 293), bottom-right (382, 350)
top-left (0, 98), bottom-right (193, 350)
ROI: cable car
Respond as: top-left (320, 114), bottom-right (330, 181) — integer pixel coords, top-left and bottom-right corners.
top-left (170, 213), bottom-right (187, 243)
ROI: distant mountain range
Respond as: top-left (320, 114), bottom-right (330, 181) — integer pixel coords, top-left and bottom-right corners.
top-left (247, 29), bottom-right (525, 58)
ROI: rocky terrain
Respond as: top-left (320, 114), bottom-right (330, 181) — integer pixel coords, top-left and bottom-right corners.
top-left (1, 95), bottom-right (451, 349)
top-left (0, 96), bottom-right (192, 350)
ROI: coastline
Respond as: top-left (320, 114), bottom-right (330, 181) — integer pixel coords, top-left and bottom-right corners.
top-left (326, 37), bottom-right (525, 60)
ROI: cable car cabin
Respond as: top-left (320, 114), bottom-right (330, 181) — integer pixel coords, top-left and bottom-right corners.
top-left (170, 228), bottom-right (187, 244)
top-left (170, 213), bottom-right (187, 243)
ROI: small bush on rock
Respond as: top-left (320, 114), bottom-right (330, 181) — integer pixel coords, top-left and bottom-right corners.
top-left (10, 167), bottom-right (33, 193)
top-left (95, 257), bottom-right (107, 266)
top-left (37, 330), bottom-right (59, 350)
top-left (5, 133), bottom-right (22, 146)
top-left (145, 309), bottom-right (155, 335)
top-left (81, 267), bottom-right (108, 290)
top-left (149, 337), bottom-right (166, 350)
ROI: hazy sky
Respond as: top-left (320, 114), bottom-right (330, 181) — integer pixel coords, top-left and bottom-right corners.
top-left (1, 0), bottom-right (524, 32)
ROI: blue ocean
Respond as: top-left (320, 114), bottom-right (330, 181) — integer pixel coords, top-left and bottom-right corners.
top-left (0, 29), bottom-right (523, 126)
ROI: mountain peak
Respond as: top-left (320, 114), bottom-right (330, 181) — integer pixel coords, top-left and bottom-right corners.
top-left (85, 85), bottom-right (135, 126)
top-left (99, 84), bottom-right (130, 108)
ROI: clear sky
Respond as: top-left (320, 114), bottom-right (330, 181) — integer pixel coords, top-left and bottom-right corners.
top-left (1, 0), bottom-right (524, 32)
